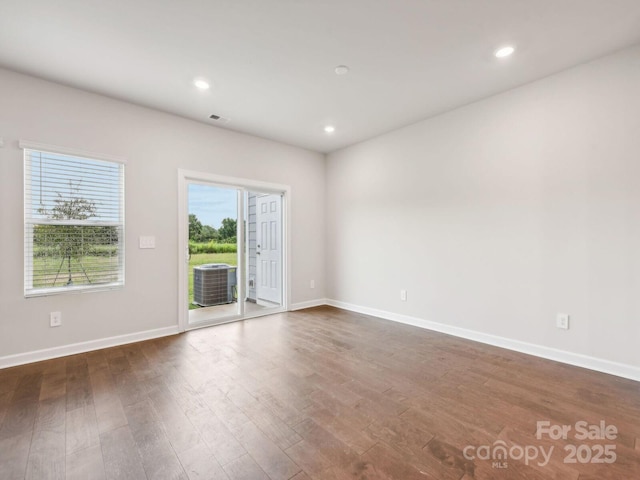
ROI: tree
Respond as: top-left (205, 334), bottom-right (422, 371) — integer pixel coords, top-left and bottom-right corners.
top-left (189, 214), bottom-right (203, 241)
top-left (190, 214), bottom-right (235, 243)
top-left (218, 217), bottom-right (237, 243)
top-left (199, 224), bottom-right (219, 242)
top-left (36, 183), bottom-right (101, 285)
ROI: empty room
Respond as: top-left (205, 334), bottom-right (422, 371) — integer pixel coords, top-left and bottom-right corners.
top-left (0, 1), bottom-right (639, 479)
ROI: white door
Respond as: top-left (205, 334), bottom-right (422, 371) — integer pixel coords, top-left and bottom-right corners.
top-left (256, 194), bottom-right (282, 304)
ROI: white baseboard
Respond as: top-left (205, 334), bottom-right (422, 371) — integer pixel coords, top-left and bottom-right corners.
top-left (0, 325), bottom-right (180, 370)
top-left (5, 301), bottom-right (638, 383)
top-left (326, 299), bottom-right (640, 382)
top-left (290, 298), bottom-right (328, 311)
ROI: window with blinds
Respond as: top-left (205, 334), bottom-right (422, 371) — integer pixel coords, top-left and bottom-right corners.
top-left (24, 146), bottom-right (124, 296)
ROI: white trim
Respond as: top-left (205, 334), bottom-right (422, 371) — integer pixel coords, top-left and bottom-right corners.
top-left (0, 326), bottom-right (179, 370)
top-left (19, 139), bottom-right (127, 164)
top-left (186, 306), bottom-right (287, 332)
top-left (237, 188), bottom-right (246, 316)
top-left (283, 190), bottom-right (292, 312)
top-left (177, 171), bottom-right (188, 332)
top-left (25, 283), bottom-right (123, 298)
top-left (27, 219), bottom-right (122, 227)
top-left (178, 169), bottom-right (289, 194)
top-left (326, 299), bottom-right (640, 382)
top-left (290, 299), bottom-right (327, 311)
top-left (243, 306), bottom-right (287, 319)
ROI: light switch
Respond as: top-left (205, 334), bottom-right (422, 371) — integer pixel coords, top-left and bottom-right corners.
top-left (139, 236), bottom-right (156, 249)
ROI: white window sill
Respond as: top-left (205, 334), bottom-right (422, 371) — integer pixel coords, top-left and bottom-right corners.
top-left (25, 282), bottom-right (124, 298)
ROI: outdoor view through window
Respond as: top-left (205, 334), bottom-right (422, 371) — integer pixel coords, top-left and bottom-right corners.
top-left (24, 148), bottom-right (124, 296)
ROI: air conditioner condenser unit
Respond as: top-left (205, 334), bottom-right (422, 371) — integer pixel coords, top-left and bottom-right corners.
top-left (193, 263), bottom-right (237, 307)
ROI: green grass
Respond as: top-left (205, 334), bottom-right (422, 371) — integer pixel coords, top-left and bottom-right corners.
top-left (32, 255), bottom-right (119, 288)
top-left (32, 252), bottom-right (237, 309)
top-left (188, 252), bottom-right (237, 310)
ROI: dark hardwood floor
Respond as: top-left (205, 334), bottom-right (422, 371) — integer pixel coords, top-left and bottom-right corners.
top-left (0, 306), bottom-right (638, 479)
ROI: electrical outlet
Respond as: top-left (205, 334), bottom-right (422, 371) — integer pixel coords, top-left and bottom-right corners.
top-left (50, 311), bottom-right (62, 327)
top-left (556, 313), bottom-right (570, 330)
top-left (310, 279), bottom-right (315, 289)
top-left (400, 289), bottom-right (407, 301)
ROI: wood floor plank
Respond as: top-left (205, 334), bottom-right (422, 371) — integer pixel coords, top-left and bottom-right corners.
top-left (229, 420), bottom-right (301, 480)
top-left (0, 370), bottom-right (20, 397)
top-left (39, 371), bottom-right (67, 403)
top-left (90, 367), bottom-right (128, 435)
top-left (244, 401), bottom-right (303, 451)
top-left (284, 440), bottom-right (334, 476)
top-left (124, 399), bottom-right (188, 479)
top-left (305, 389), bottom-right (372, 431)
top-left (0, 390), bottom-right (13, 429)
top-left (222, 454), bottom-right (270, 480)
top-left (360, 442), bottom-right (439, 480)
top-left (100, 425), bottom-right (147, 480)
top-left (66, 444), bottom-right (106, 480)
top-left (39, 358), bottom-right (68, 402)
top-left (175, 442), bottom-right (229, 480)
top-left (303, 405), bottom-right (376, 455)
top-left (365, 414), bottom-right (434, 459)
top-left (0, 432), bottom-right (33, 480)
top-left (252, 387), bottom-right (307, 428)
top-left (292, 418), bottom-right (360, 468)
top-left (289, 471), bottom-right (312, 480)
top-left (66, 404), bottom-right (100, 455)
top-left (186, 405), bottom-right (247, 466)
top-left (146, 383), bottom-right (203, 456)
top-left (0, 372), bottom-right (43, 441)
top-left (25, 396), bottom-right (66, 480)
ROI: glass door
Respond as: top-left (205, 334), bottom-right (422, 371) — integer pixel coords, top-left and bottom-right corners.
top-left (187, 183), bottom-right (241, 327)
top-left (179, 173), bottom-right (286, 331)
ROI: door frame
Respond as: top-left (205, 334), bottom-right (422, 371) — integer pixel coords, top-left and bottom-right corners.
top-left (177, 169), bottom-right (291, 332)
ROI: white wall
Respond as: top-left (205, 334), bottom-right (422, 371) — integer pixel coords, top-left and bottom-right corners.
top-left (326, 45), bottom-right (640, 370)
top-left (0, 68), bottom-right (325, 360)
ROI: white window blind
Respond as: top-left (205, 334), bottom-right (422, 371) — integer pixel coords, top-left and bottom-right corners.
top-left (24, 147), bottom-right (124, 296)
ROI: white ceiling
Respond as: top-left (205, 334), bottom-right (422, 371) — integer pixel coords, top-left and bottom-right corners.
top-left (1, 1), bottom-right (640, 153)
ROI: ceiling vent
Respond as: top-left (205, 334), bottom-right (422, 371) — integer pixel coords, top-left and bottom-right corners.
top-left (209, 114), bottom-right (229, 124)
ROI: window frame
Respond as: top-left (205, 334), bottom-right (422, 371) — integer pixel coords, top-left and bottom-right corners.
top-left (22, 140), bottom-right (126, 297)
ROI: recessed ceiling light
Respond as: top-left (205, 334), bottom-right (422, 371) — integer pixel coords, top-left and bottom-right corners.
top-left (194, 78), bottom-right (210, 90)
top-left (324, 125), bottom-right (335, 134)
top-left (494, 46), bottom-right (515, 58)
top-left (334, 65), bottom-right (350, 75)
